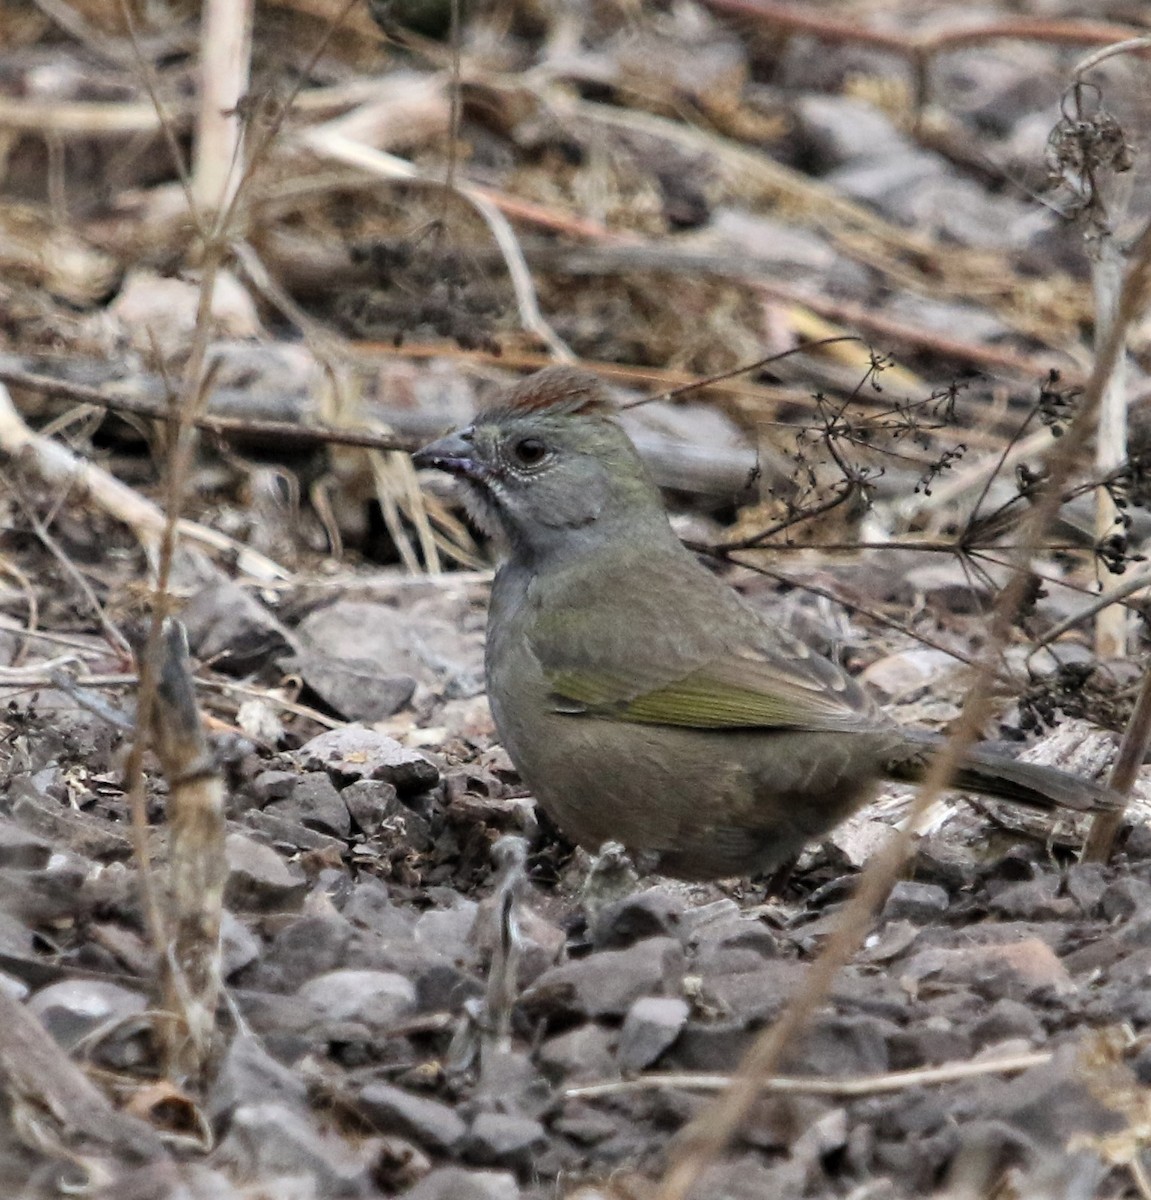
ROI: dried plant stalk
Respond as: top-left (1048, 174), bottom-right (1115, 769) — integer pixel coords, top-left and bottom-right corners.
top-left (192, 0), bottom-right (253, 213)
top-left (1084, 662), bottom-right (1151, 862)
top-left (144, 618), bottom-right (226, 1081)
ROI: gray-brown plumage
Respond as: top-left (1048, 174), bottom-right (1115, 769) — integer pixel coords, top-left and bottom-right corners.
top-left (413, 367), bottom-right (1118, 881)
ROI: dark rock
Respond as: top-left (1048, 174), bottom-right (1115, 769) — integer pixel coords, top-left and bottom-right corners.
top-left (28, 980), bottom-right (147, 1050)
top-left (882, 881), bottom-right (948, 924)
top-left (913, 836), bottom-right (978, 892)
top-left (342, 779), bottom-right (401, 837)
top-left (416, 961), bottom-right (483, 1012)
top-left (970, 998), bottom-right (1045, 1047)
top-left (254, 914), bottom-right (355, 991)
top-left (1100, 876), bottom-right (1151, 922)
top-left (464, 1113), bottom-right (547, 1168)
top-left (400, 1166), bottom-right (519, 1200)
top-left (295, 726), bottom-right (439, 793)
top-left (1064, 863), bottom-right (1108, 916)
top-left (293, 649), bottom-right (416, 722)
top-left (786, 1013), bottom-right (892, 1078)
top-left (250, 770), bottom-right (298, 805)
top-left (520, 937), bottom-right (685, 1021)
top-left (224, 833), bottom-right (307, 911)
top-left (9, 772), bottom-right (132, 861)
top-left (181, 580), bottom-right (296, 676)
top-left (591, 887), bottom-right (685, 950)
top-left (900, 938), bottom-right (1075, 1003)
top-left (671, 1019), bottom-right (754, 1072)
top-left (264, 771), bottom-right (352, 839)
top-left (356, 1083), bottom-right (467, 1152)
top-left (889, 1016), bottom-right (971, 1069)
top-left (988, 876), bottom-right (1073, 921)
top-left (244, 809), bottom-right (348, 854)
top-left (0, 818), bottom-right (52, 869)
top-left (372, 1135), bottom-right (432, 1194)
top-left (984, 1044), bottom-right (1126, 1147)
top-left (702, 962), bottom-right (809, 1024)
top-left (538, 1024), bottom-right (617, 1083)
top-left (616, 996), bottom-right (690, 1072)
top-left (297, 969), bottom-right (416, 1029)
top-left (414, 903), bottom-right (479, 966)
top-left (206, 1033), bottom-right (308, 1122)
top-left (215, 1101), bottom-right (369, 1196)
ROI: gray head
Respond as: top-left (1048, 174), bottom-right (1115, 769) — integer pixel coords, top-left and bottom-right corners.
top-left (412, 368), bottom-right (675, 563)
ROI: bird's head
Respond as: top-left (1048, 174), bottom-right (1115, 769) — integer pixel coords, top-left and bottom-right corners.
top-left (413, 367), bottom-right (670, 561)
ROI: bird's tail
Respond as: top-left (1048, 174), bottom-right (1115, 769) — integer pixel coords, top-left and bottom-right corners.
top-left (887, 730), bottom-right (1121, 813)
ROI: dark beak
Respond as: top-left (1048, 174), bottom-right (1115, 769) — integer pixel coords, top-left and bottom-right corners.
top-left (411, 429), bottom-right (486, 479)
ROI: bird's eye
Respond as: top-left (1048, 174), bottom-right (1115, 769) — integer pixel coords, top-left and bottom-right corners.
top-left (511, 437), bottom-right (548, 467)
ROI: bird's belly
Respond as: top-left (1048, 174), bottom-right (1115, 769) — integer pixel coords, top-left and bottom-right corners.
top-left (492, 702), bottom-right (883, 880)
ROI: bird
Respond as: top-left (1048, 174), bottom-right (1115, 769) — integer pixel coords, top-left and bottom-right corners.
top-left (412, 367), bottom-right (1119, 881)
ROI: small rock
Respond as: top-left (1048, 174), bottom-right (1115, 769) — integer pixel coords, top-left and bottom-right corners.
top-left (357, 1083), bottom-right (467, 1152)
top-left (520, 937), bottom-right (685, 1021)
top-left (988, 876), bottom-right (1073, 921)
top-left (785, 1014), bottom-right (892, 1078)
top-left (216, 1101), bottom-right (369, 1196)
top-left (889, 1015), bottom-right (971, 1068)
top-left (464, 1113), bottom-right (547, 1168)
top-left (400, 1166), bottom-right (520, 1200)
top-left (266, 772), bottom-right (352, 839)
top-left (591, 887), bottom-right (685, 950)
top-left (342, 779), bottom-right (401, 837)
top-left (221, 910), bottom-right (261, 978)
top-left (293, 649), bottom-right (416, 723)
top-left (985, 1044), bottom-right (1125, 1148)
top-left (255, 914), bottom-right (355, 991)
top-left (244, 809), bottom-right (348, 854)
top-left (901, 939), bottom-right (1075, 1002)
top-left (373, 1135), bottom-right (432, 1193)
top-left (970, 998), bottom-right (1045, 1047)
top-left (882, 881), bottom-right (949, 924)
top-left (28, 980), bottom-right (147, 1050)
top-left (296, 726), bottom-right (439, 793)
top-left (181, 581), bottom-right (296, 676)
top-left (297, 970), bottom-right (416, 1029)
top-left (860, 648), bottom-right (962, 699)
top-left (251, 770), bottom-right (298, 805)
top-left (0, 818), bottom-right (52, 869)
top-left (1100, 876), bottom-right (1151, 922)
top-left (224, 833), bottom-right (307, 911)
top-left (616, 996), bottom-right (690, 1072)
top-left (414, 903), bottom-right (479, 966)
top-left (206, 1033), bottom-right (308, 1121)
top-left (538, 1024), bottom-right (617, 1083)
top-left (1064, 862), bottom-right (1108, 916)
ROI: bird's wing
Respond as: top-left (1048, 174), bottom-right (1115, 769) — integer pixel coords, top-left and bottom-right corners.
top-left (533, 609), bottom-right (884, 734)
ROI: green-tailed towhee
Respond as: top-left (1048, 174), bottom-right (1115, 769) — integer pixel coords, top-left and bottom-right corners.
top-left (413, 367), bottom-right (1119, 881)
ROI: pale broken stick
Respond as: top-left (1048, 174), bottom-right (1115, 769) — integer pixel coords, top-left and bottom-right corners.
top-left (142, 619), bottom-right (226, 1082)
top-left (0, 382), bottom-right (287, 582)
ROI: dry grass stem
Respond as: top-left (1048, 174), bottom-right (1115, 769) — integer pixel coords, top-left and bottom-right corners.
top-left (566, 1050), bottom-right (1053, 1101)
top-left (0, 380), bottom-right (287, 581)
top-left (192, 0), bottom-right (253, 214)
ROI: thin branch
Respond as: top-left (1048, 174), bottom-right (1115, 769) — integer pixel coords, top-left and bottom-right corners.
top-left (568, 1050), bottom-right (1052, 1101)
